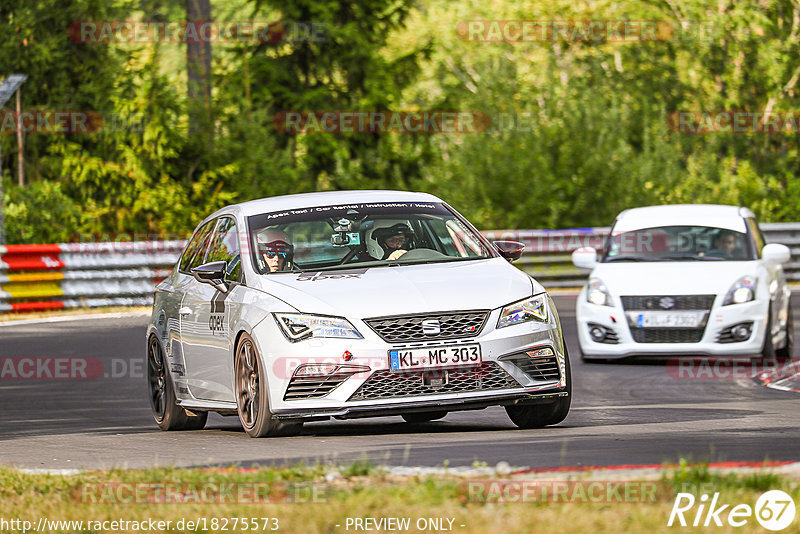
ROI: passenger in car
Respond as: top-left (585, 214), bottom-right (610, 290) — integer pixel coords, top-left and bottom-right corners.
top-left (374, 224), bottom-right (415, 260)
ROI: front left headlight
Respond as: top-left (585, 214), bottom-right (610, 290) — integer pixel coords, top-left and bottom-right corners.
top-left (722, 276), bottom-right (757, 306)
top-left (497, 293), bottom-right (549, 329)
top-left (274, 313), bottom-right (364, 342)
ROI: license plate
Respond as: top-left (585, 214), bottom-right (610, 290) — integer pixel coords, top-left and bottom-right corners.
top-left (635, 311), bottom-right (705, 328)
top-left (389, 344), bottom-right (482, 371)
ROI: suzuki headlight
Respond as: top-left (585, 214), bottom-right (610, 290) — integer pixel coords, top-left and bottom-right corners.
top-left (274, 313), bottom-right (363, 342)
top-left (497, 293), bottom-right (549, 329)
top-left (586, 278), bottom-right (613, 307)
top-left (722, 276), bottom-right (756, 306)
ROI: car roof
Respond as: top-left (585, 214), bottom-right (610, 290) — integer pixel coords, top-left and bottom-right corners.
top-left (208, 190), bottom-right (444, 220)
top-left (613, 204), bottom-right (753, 233)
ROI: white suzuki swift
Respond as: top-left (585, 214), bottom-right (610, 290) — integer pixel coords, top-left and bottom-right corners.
top-left (572, 205), bottom-right (793, 361)
top-left (147, 190), bottom-right (570, 437)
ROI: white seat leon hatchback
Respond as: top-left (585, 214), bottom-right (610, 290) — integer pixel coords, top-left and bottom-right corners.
top-left (572, 205), bottom-right (793, 361)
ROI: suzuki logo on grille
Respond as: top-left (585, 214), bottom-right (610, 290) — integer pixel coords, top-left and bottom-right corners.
top-left (421, 319), bottom-right (441, 335)
top-left (659, 297), bottom-right (675, 309)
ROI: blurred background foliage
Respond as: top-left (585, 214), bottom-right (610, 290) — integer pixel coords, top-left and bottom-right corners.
top-left (1, 0), bottom-right (799, 242)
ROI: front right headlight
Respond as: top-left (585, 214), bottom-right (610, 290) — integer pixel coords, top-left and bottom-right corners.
top-left (586, 278), bottom-right (613, 306)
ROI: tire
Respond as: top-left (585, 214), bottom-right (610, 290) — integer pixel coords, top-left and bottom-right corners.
top-left (776, 304), bottom-right (794, 361)
top-left (235, 333), bottom-right (303, 438)
top-left (760, 310), bottom-right (777, 362)
top-left (505, 340), bottom-right (572, 429)
top-left (147, 336), bottom-right (207, 431)
top-left (401, 411), bottom-right (447, 423)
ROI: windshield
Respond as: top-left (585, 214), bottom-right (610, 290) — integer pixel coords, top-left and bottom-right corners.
top-left (602, 225), bottom-right (756, 262)
top-left (247, 201), bottom-right (495, 274)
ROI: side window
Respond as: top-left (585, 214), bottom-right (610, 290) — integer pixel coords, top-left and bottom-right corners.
top-left (206, 217), bottom-right (242, 282)
top-left (745, 218), bottom-right (765, 258)
top-left (179, 220), bottom-right (215, 273)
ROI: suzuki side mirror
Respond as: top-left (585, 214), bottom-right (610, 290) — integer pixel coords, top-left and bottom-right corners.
top-left (572, 247), bottom-right (598, 270)
top-left (762, 243), bottom-right (791, 265)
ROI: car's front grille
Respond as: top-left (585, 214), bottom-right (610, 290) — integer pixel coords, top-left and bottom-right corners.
top-left (283, 372), bottom-right (355, 401)
top-left (348, 362), bottom-right (519, 401)
top-left (505, 355), bottom-right (561, 382)
top-left (621, 295), bottom-right (716, 311)
top-left (630, 328), bottom-right (705, 343)
top-left (364, 310), bottom-right (489, 343)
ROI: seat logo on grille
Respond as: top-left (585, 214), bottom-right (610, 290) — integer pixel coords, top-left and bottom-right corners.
top-left (421, 319), bottom-right (441, 335)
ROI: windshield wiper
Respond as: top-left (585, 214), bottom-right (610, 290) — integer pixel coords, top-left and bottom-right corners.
top-left (654, 254), bottom-right (725, 261)
top-left (604, 256), bottom-right (652, 262)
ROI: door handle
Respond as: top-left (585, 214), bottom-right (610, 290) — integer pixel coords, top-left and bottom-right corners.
top-left (179, 307), bottom-right (192, 316)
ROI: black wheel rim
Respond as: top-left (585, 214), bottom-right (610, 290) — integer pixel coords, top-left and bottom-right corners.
top-left (236, 340), bottom-right (259, 429)
top-left (147, 337), bottom-right (167, 421)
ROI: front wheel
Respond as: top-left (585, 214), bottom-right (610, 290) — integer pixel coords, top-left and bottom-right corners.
top-left (760, 310), bottom-right (777, 361)
top-left (235, 334), bottom-right (302, 438)
top-left (775, 304), bottom-right (794, 361)
top-left (505, 341), bottom-right (572, 429)
top-left (147, 336), bottom-right (207, 431)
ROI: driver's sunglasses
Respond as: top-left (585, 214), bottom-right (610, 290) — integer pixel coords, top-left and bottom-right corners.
top-left (263, 251), bottom-right (287, 259)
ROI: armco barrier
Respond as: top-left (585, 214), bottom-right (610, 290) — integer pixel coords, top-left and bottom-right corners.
top-left (0, 241), bottom-right (184, 313)
top-left (0, 224), bottom-right (798, 313)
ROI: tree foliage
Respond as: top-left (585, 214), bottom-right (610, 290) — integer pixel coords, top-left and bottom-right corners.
top-left (2, 0), bottom-right (800, 242)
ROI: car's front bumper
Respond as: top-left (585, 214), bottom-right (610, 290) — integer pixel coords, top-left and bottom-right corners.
top-left (576, 288), bottom-right (768, 359)
top-left (251, 306), bottom-right (568, 416)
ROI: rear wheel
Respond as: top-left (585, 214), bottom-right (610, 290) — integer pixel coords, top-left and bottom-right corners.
top-left (506, 341), bottom-right (572, 429)
top-left (776, 304), bottom-right (794, 361)
top-left (401, 411), bottom-right (447, 423)
top-left (235, 334), bottom-right (302, 438)
top-left (147, 336), bottom-right (207, 431)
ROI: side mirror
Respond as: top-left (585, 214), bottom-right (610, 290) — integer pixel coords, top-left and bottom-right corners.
top-left (192, 261), bottom-right (229, 293)
top-left (493, 240), bottom-right (525, 262)
top-left (572, 247), bottom-right (598, 270)
top-left (762, 243), bottom-right (791, 265)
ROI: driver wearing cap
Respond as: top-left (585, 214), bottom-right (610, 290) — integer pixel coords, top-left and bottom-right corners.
top-left (257, 229), bottom-right (294, 272)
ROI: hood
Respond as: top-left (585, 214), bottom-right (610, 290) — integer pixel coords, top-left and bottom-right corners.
top-left (590, 261), bottom-right (759, 296)
top-left (250, 258), bottom-right (539, 318)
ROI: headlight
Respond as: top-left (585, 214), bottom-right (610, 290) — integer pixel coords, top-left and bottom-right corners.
top-left (586, 278), bottom-right (613, 306)
top-left (722, 276), bottom-right (757, 306)
top-left (497, 293), bottom-right (549, 329)
top-left (274, 313), bottom-right (363, 342)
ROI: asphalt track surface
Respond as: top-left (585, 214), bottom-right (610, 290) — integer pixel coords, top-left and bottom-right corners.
top-left (1, 295), bottom-right (798, 471)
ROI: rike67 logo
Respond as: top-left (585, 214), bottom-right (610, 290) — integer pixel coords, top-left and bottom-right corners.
top-left (668, 490), bottom-right (796, 530)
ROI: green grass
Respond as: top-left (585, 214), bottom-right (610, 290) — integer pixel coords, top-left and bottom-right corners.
top-left (0, 462), bottom-right (798, 533)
